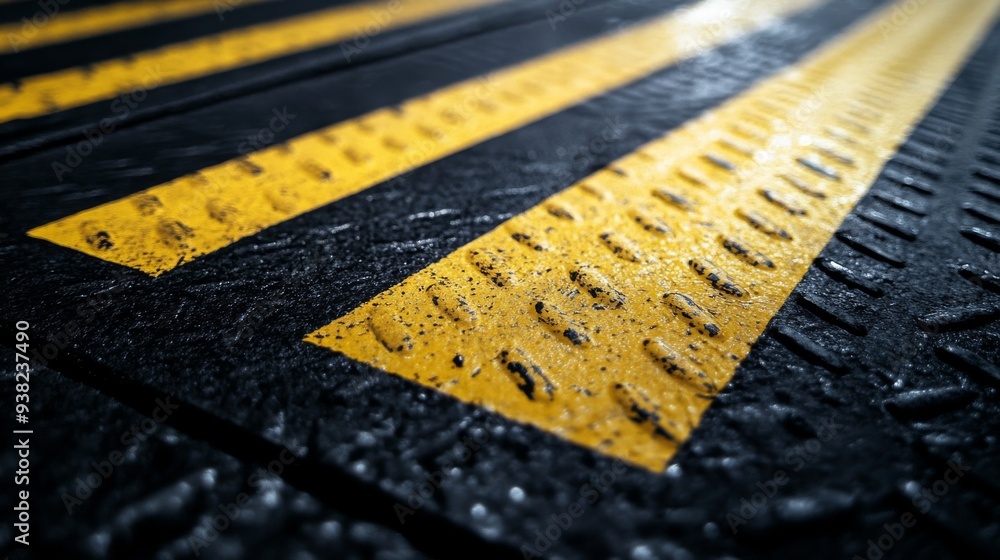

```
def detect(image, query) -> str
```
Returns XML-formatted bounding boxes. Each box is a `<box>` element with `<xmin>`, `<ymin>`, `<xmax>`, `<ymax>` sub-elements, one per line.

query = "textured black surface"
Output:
<box><xmin>680</xmin><ymin>35</ymin><xmax>1000</xmax><ymax>558</ymax></box>
<box><xmin>2</xmin><ymin>0</ymin><xmax>1000</xmax><ymax>558</ymax></box>
<box><xmin>0</xmin><ymin>367</ymin><xmax>425</xmax><ymax>559</ymax></box>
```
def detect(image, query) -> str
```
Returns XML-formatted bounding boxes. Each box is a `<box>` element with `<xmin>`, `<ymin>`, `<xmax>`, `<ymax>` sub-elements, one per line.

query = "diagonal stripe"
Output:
<box><xmin>0</xmin><ymin>0</ymin><xmax>271</xmax><ymax>55</ymax></box>
<box><xmin>28</xmin><ymin>0</ymin><xmax>821</xmax><ymax>276</ymax></box>
<box><xmin>306</xmin><ymin>0</ymin><xmax>1000</xmax><ymax>471</ymax></box>
<box><xmin>0</xmin><ymin>0</ymin><xmax>507</xmax><ymax>123</ymax></box>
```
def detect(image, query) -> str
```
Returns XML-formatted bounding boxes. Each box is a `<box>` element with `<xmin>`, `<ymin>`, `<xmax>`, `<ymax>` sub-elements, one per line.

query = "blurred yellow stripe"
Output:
<box><xmin>28</xmin><ymin>0</ymin><xmax>820</xmax><ymax>276</ymax></box>
<box><xmin>0</xmin><ymin>0</ymin><xmax>270</xmax><ymax>54</ymax></box>
<box><xmin>0</xmin><ymin>0</ymin><xmax>505</xmax><ymax>122</ymax></box>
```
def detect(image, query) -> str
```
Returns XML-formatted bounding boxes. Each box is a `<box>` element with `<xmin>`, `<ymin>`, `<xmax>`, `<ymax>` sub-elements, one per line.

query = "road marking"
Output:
<box><xmin>28</xmin><ymin>0</ymin><xmax>820</xmax><ymax>275</ymax></box>
<box><xmin>306</xmin><ymin>0</ymin><xmax>1000</xmax><ymax>471</ymax></box>
<box><xmin>0</xmin><ymin>0</ymin><xmax>507</xmax><ymax>123</ymax></box>
<box><xmin>0</xmin><ymin>0</ymin><xmax>271</xmax><ymax>54</ymax></box>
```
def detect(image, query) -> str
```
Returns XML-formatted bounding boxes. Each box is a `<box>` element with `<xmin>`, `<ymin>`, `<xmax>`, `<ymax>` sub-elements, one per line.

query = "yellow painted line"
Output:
<box><xmin>0</xmin><ymin>0</ymin><xmax>506</xmax><ymax>123</ymax></box>
<box><xmin>28</xmin><ymin>0</ymin><xmax>820</xmax><ymax>275</ymax></box>
<box><xmin>0</xmin><ymin>0</ymin><xmax>271</xmax><ymax>54</ymax></box>
<box><xmin>307</xmin><ymin>0</ymin><xmax>1000</xmax><ymax>471</ymax></box>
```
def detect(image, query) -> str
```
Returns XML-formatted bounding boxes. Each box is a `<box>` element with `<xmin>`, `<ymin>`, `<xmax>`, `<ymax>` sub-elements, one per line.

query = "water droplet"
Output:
<box><xmin>509</xmin><ymin>487</ymin><xmax>526</xmax><ymax>502</ymax></box>
<box><xmin>631</xmin><ymin>544</ymin><xmax>654</xmax><ymax>560</ymax></box>
<box><xmin>703</xmin><ymin>521</ymin><xmax>720</xmax><ymax>538</ymax></box>
<box><xmin>318</xmin><ymin>520</ymin><xmax>342</xmax><ymax>540</ymax></box>
<box><xmin>356</xmin><ymin>431</ymin><xmax>377</xmax><ymax>447</ymax></box>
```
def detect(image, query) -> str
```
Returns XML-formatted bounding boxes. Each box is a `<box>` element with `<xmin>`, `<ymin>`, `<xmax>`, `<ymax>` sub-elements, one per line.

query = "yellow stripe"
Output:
<box><xmin>306</xmin><ymin>0</ymin><xmax>1000</xmax><ymax>471</ymax></box>
<box><xmin>0</xmin><ymin>0</ymin><xmax>505</xmax><ymax>123</ymax></box>
<box><xmin>0</xmin><ymin>0</ymin><xmax>271</xmax><ymax>55</ymax></box>
<box><xmin>28</xmin><ymin>0</ymin><xmax>820</xmax><ymax>276</ymax></box>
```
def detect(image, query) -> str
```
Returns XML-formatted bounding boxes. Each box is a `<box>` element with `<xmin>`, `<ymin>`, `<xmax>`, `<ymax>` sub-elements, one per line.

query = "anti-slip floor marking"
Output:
<box><xmin>0</xmin><ymin>0</ymin><xmax>272</xmax><ymax>54</ymax></box>
<box><xmin>0</xmin><ymin>0</ymin><xmax>506</xmax><ymax>124</ymax></box>
<box><xmin>27</xmin><ymin>0</ymin><xmax>820</xmax><ymax>276</ymax></box>
<box><xmin>306</xmin><ymin>0</ymin><xmax>1000</xmax><ymax>471</ymax></box>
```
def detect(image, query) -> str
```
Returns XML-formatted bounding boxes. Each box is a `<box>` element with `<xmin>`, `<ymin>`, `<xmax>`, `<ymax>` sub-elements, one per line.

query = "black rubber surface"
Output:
<box><xmin>0</xmin><ymin>366</ymin><xmax>426</xmax><ymax>559</ymax></box>
<box><xmin>2</xmin><ymin>0</ymin><xmax>999</xmax><ymax>558</ymax></box>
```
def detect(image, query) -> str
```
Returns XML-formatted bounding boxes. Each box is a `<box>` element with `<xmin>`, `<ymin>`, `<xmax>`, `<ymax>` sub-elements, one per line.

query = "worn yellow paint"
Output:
<box><xmin>28</xmin><ymin>0</ymin><xmax>820</xmax><ymax>275</ymax></box>
<box><xmin>0</xmin><ymin>0</ymin><xmax>271</xmax><ymax>55</ymax></box>
<box><xmin>307</xmin><ymin>0</ymin><xmax>1000</xmax><ymax>471</ymax></box>
<box><xmin>0</xmin><ymin>0</ymin><xmax>506</xmax><ymax>123</ymax></box>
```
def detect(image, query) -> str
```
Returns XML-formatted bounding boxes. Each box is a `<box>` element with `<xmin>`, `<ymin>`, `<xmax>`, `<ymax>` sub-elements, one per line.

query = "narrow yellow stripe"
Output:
<box><xmin>0</xmin><ymin>0</ymin><xmax>270</xmax><ymax>55</ymax></box>
<box><xmin>306</xmin><ymin>0</ymin><xmax>1000</xmax><ymax>471</ymax></box>
<box><xmin>0</xmin><ymin>0</ymin><xmax>505</xmax><ymax>122</ymax></box>
<box><xmin>28</xmin><ymin>0</ymin><xmax>820</xmax><ymax>276</ymax></box>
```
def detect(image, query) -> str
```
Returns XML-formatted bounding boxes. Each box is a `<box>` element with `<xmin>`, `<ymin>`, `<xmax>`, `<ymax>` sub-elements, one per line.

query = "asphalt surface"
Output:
<box><xmin>1</xmin><ymin>0</ymin><xmax>999</xmax><ymax>558</ymax></box>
